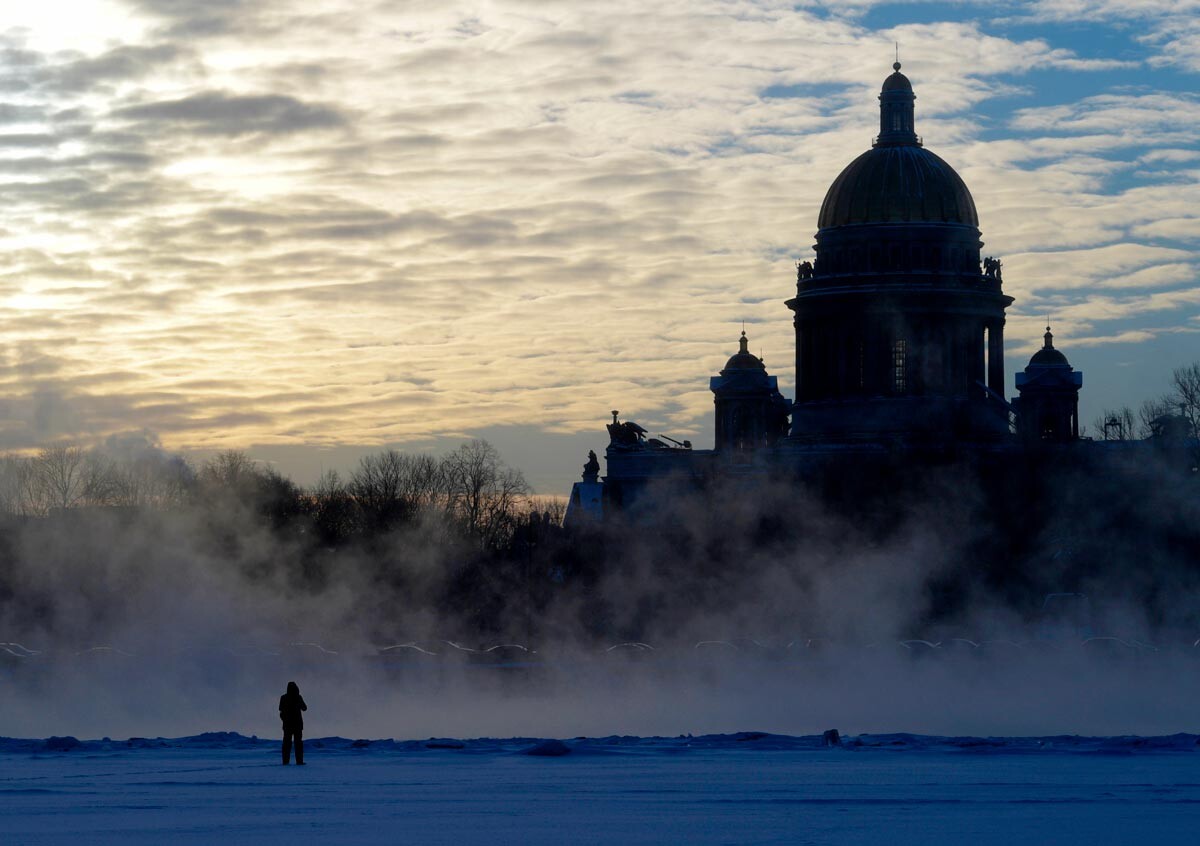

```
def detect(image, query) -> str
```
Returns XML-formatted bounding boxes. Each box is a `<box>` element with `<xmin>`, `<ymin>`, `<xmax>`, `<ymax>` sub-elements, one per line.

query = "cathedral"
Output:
<box><xmin>568</xmin><ymin>63</ymin><xmax>1096</xmax><ymax>523</ymax></box>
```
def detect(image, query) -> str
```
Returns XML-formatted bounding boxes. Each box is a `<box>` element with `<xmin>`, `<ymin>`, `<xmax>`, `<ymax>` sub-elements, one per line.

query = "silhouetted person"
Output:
<box><xmin>279</xmin><ymin>681</ymin><xmax>307</xmax><ymax>765</ymax></box>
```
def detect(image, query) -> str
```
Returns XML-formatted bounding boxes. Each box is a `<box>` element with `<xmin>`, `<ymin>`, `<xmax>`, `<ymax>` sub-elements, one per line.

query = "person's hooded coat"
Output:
<box><xmin>279</xmin><ymin>682</ymin><xmax>307</xmax><ymax>732</ymax></box>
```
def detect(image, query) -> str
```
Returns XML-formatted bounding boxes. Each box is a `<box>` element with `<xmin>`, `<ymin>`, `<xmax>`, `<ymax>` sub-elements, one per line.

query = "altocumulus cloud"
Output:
<box><xmin>0</xmin><ymin>0</ymin><xmax>1194</xmax><ymax>491</ymax></box>
<box><xmin>114</xmin><ymin>91</ymin><xmax>346</xmax><ymax>137</ymax></box>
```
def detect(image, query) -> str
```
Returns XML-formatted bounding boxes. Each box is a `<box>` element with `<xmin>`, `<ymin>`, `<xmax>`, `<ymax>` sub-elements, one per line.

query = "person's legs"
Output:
<box><xmin>282</xmin><ymin>730</ymin><xmax>293</xmax><ymax>764</ymax></box>
<box><xmin>295</xmin><ymin>731</ymin><xmax>304</xmax><ymax>765</ymax></box>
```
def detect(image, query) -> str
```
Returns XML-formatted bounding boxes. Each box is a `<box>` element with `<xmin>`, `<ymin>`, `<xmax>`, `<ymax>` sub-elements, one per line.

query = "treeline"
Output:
<box><xmin>1092</xmin><ymin>362</ymin><xmax>1200</xmax><ymax>449</ymax></box>
<box><xmin>0</xmin><ymin>439</ymin><xmax>570</xmax><ymax>644</ymax></box>
<box><xmin>0</xmin><ymin>439</ymin><xmax>555</xmax><ymax>550</ymax></box>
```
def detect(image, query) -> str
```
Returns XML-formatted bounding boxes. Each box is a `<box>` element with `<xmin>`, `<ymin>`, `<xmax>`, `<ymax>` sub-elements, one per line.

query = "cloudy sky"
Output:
<box><xmin>1</xmin><ymin>0</ymin><xmax>1197</xmax><ymax>491</ymax></box>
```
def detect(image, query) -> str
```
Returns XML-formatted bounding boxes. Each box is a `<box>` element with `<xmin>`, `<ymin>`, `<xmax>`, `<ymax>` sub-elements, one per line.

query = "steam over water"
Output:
<box><xmin>1</xmin><ymin>453</ymin><xmax>1198</xmax><ymax>741</ymax></box>
<box><xmin>5</xmin><ymin>637</ymin><xmax>1200</xmax><ymax>740</ymax></box>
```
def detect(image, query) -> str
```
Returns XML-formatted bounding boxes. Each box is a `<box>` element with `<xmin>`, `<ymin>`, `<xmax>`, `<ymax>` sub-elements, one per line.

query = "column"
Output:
<box><xmin>987</xmin><ymin>319</ymin><xmax>1005</xmax><ymax>398</ymax></box>
<box><xmin>794</xmin><ymin>319</ymin><xmax>804</xmax><ymax>401</ymax></box>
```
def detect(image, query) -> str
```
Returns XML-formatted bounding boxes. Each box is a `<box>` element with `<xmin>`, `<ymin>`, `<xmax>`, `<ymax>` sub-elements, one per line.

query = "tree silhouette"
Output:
<box><xmin>443</xmin><ymin>439</ymin><xmax>530</xmax><ymax>550</ymax></box>
<box><xmin>348</xmin><ymin>450</ymin><xmax>444</xmax><ymax>532</ymax></box>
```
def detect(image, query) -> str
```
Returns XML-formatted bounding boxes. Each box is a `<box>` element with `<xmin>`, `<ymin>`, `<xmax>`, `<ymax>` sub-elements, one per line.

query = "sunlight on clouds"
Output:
<box><xmin>1013</xmin><ymin>94</ymin><xmax>1200</xmax><ymax>134</ymax></box>
<box><xmin>162</xmin><ymin>156</ymin><xmax>311</xmax><ymax>200</ymax></box>
<box><xmin>5</xmin><ymin>291</ymin><xmax>64</xmax><ymax>312</ymax></box>
<box><xmin>1035</xmin><ymin>246</ymin><xmax>1185</xmax><ymax>281</ymax></box>
<box><xmin>1132</xmin><ymin>219</ymin><xmax>1200</xmax><ymax>243</ymax></box>
<box><xmin>1068</xmin><ymin>329</ymin><xmax>1156</xmax><ymax>347</ymax></box>
<box><xmin>5</xmin><ymin>1</ymin><xmax>146</xmax><ymax>53</ymax></box>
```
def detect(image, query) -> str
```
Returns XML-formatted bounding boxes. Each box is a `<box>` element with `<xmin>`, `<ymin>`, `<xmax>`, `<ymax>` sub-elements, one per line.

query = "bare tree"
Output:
<box><xmin>33</xmin><ymin>446</ymin><xmax>94</xmax><ymax>511</ymax></box>
<box><xmin>443</xmin><ymin>439</ymin><xmax>530</xmax><ymax>550</ymax></box>
<box><xmin>199</xmin><ymin>450</ymin><xmax>260</xmax><ymax>492</ymax></box>
<box><xmin>1138</xmin><ymin>396</ymin><xmax>1176</xmax><ymax>437</ymax></box>
<box><xmin>349</xmin><ymin>450</ymin><xmax>445</xmax><ymax>531</ymax></box>
<box><xmin>309</xmin><ymin>469</ymin><xmax>358</xmax><ymax>543</ymax></box>
<box><xmin>196</xmin><ymin>450</ymin><xmax>302</xmax><ymax>527</ymax></box>
<box><xmin>526</xmin><ymin>496</ymin><xmax>566</xmax><ymax>527</ymax></box>
<box><xmin>1170</xmin><ymin>362</ymin><xmax>1200</xmax><ymax>437</ymax></box>
<box><xmin>1166</xmin><ymin>362</ymin><xmax>1200</xmax><ymax>467</ymax></box>
<box><xmin>111</xmin><ymin>453</ymin><xmax>194</xmax><ymax>509</ymax></box>
<box><xmin>0</xmin><ymin>455</ymin><xmax>39</xmax><ymax>517</ymax></box>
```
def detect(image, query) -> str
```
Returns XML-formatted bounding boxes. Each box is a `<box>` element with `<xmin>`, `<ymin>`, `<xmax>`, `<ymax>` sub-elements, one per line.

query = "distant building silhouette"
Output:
<box><xmin>566</xmin><ymin>64</ymin><xmax>1187</xmax><ymax>526</ymax></box>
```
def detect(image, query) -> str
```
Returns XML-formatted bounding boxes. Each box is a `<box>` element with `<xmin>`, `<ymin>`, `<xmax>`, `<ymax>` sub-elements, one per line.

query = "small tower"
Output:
<box><xmin>877</xmin><ymin>61</ymin><xmax>918</xmax><ymax>146</ymax></box>
<box><xmin>710</xmin><ymin>331</ymin><xmax>789</xmax><ymax>455</ymax></box>
<box><xmin>1014</xmin><ymin>326</ymin><xmax>1083</xmax><ymax>443</ymax></box>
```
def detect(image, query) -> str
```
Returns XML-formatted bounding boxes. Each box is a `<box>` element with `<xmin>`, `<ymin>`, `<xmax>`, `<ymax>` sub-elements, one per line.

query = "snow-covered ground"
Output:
<box><xmin>3</xmin><ymin>731</ymin><xmax>1199</xmax><ymax>845</ymax></box>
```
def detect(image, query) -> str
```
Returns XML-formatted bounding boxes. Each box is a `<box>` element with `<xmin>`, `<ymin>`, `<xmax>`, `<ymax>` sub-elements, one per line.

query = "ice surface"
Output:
<box><xmin>2</xmin><ymin>731</ymin><xmax>1199</xmax><ymax>845</ymax></box>
<box><xmin>6</xmin><ymin>636</ymin><xmax>1200</xmax><ymax>841</ymax></box>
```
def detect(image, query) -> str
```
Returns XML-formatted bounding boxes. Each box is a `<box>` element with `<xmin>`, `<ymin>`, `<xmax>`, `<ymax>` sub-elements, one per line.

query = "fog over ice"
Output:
<box><xmin>1</xmin><ymin>439</ymin><xmax>1198</xmax><ymax>741</ymax></box>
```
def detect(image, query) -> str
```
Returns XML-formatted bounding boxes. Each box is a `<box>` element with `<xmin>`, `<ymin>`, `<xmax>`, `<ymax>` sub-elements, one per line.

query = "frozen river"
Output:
<box><xmin>3</xmin><ymin>732</ymin><xmax>1198</xmax><ymax>845</ymax></box>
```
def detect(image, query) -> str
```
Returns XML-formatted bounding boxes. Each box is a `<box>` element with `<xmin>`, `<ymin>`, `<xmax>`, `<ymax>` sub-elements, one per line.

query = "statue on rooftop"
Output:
<box><xmin>582</xmin><ymin>449</ymin><xmax>600</xmax><ymax>482</ymax></box>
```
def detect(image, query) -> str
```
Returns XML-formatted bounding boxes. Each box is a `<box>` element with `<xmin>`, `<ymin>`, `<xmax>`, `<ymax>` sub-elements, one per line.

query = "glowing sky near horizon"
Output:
<box><xmin>0</xmin><ymin>0</ymin><xmax>1197</xmax><ymax>491</ymax></box>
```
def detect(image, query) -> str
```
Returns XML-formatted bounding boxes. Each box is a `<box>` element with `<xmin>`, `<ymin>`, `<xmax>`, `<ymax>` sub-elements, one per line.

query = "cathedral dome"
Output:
<box><xmin>723</xmin><ymin>331</ymin><xmax>765</xmax><ymax>371</ymax></box>
<box><xmin>1027</xmin><ymin>327</ymin><xmax>1070</xmax><ymax>367</ymax></box>
<box><xmin>816</xmin><ymin>62</ymin><xmax>978</xmax><ymax>230</ymax></box>
<box><xmin>1029</xmin><ymin>348</ymin><xmax>1068</xmax><ymax>367</ymax></box>
<box><xmin>817</xmin><ymin>145</ymin><xmax>979</xmax><ymax>229</ymax></box>
<box><xmin>880</xmin><ymin>63</ymin><xmax>913</xmax><ymax>92</ymax></box>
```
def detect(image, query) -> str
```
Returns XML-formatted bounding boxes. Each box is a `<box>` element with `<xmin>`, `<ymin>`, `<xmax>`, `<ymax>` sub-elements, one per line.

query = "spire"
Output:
<box><xmin>876</xmin><ymin>61</ymin><xmax>919</xmax><ymax>147</ymax></box>
<box><xmin>738</xmin><ymin>330</ymin><xmax>749</xmax><ymax>354</ymax></box>
<box><xmin>1043</xmin><ymin>325</ymin><xmax>1054</xmax><ymax>350</ymax></box>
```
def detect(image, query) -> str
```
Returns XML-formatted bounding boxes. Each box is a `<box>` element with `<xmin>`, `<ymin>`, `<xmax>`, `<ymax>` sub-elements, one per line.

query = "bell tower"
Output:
<box><xmin>1014</xmin><ymin>326</ymin><xmax>1083</xmax><ymax>443</ymax></box>
<box><xmin>710</xmin><ymin>331</ymin><xmax>790</xmax><ymax>455</ymax></box>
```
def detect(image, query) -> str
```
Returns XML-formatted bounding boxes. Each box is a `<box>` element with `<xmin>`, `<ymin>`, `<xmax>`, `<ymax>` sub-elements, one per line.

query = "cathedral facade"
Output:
<box><xmin>567</xmin><ymin>64</ymin><xmax>1094</xmax><ymax>523</ymax></box>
